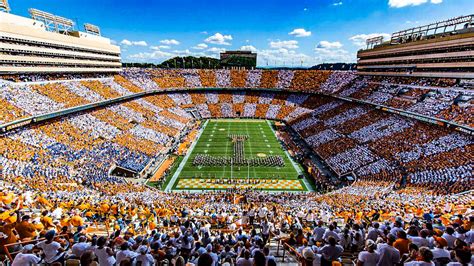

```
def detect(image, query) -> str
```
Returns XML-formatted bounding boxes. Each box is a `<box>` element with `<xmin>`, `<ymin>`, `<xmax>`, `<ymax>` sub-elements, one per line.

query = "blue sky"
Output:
<box><xmin>9</xmin><ymin>0</ymin><xmax>473</xmax><ymax>66</ymax></box>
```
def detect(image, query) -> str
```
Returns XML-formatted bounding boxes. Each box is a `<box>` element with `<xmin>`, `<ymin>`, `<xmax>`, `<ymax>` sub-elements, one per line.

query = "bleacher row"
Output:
<box><xmin>2</xmin><ymin>69</ymin><xmax>472</xmax><ymax>129</ymax></box>
<box><xmin>0</xmin><ymin>79</ymin><xmax>192</xmax><ymax>193</ymax></box>
<box><xmin>119</xmin><ymin>69</ymin><xmax>473</xmax><ymax>128</ymax></box>
<box><xmin>0</xmin><ymin>73</ymin><xmax>472</xmax><ymax>195</ymax></box>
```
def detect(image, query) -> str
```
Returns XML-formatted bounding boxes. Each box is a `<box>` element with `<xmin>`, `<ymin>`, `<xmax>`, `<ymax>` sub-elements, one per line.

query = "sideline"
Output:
<box><xmin>266</xmin><ymin>120</ymin><xmax>314</xmax><ymax>192</ymax></box>
<box><xmin>165</xmin><ymin>120</ymin><xmax>209</xmax><ymax>191</ymax></box>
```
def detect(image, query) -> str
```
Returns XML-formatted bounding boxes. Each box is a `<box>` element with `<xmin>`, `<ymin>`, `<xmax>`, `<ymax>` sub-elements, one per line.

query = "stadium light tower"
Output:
<box><xmin>366</xmin><ymin>36</ymin><xmax>384</xmax><ymax>49</ymax></box>
<box><xmin>29</xmin><ymin>8</ymin><xmax>75</xmax><ymax>34</ymax></box>
<box><xmin>0</xmin><ymin>0</ymin><xmax>10</xmax><ymax>12</ymax></box>
<box><xmin>84</xmin><ymin>23</ymin><xmax>101</xmax><ymax>36</ymax></box>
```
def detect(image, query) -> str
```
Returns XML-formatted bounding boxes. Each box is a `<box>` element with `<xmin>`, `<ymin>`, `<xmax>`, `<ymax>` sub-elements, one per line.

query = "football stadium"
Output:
<box><xmin>0</xmin><ymin>0</ymin><xmax>473</xmax><ymax>265</ymax></box>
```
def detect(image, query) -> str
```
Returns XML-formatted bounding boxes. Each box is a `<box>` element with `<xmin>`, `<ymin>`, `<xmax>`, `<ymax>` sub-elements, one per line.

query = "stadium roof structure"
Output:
<box><xmin>29</xmin><ymin>8</ymin><xmax>75</xmax><ymax>34</ymax></box>
<box><xmin>390</xmin><ymin>14</ymin><xmax>473</xmax><ymax>44</ymax></box>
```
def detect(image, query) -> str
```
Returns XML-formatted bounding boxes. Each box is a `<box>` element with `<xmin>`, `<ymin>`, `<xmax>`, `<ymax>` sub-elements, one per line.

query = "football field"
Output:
<box><xmin>168</xmin><ymin>119</ymin><xmax>308</xmax><ymax>191</ymax></box>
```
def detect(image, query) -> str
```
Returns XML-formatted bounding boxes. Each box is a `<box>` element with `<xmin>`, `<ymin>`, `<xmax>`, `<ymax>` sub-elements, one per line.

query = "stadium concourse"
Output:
<box><xmin>0</xmin><ymin>69</ymin><xmax>473</xmax><ymax>266</ymax></box>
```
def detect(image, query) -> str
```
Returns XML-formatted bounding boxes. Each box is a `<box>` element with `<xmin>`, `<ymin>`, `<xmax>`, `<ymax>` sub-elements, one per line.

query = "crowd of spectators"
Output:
<box><xmin>4</xmin><ymin>69</ymin><xmax>471</xmax><ymax>130</ymax></box>
<box><xmin>0</xmin><ymin>178</ymin><xmax>472</xmax><ymax>266</ymax></box>
<box><xmin>4</xmin><ymin>78</ymin><xmax>469</xmax><ymax>193</ymax></box>
<box><xmin>0</xmin><ymin>70</ymin><xmax>473</xmax><ymax>266</ymax></box>
<box><xmin>287</xmin><ymin>95</ymin><xmax>472</xmax><ymax>191</ymax></box>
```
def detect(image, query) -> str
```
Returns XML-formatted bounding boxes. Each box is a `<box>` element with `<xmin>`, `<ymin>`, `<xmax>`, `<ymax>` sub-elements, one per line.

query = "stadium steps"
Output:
<box><xmin>267</xmin><ymin>240</ymin><xmax>299</xmax><ymax>266</ymax></box>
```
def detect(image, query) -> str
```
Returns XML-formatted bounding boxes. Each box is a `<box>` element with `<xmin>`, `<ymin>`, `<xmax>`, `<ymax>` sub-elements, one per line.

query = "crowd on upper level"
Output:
<box><xmin>3</xmin><ymin>69</ymin><xmax>472</xmax><ymax>129</ymax></box>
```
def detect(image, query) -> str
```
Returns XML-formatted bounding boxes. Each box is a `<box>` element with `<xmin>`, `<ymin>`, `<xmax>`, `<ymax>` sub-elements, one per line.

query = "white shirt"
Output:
<box><xmin>208</xmin><ymin>251</ymin><xmax>219</xmax><ymax>266</ymax></box>
<box><xmin>367</xmin><ymin>228</ymin><xmax>383</xmax><ymax>241</ymax></box>
<box><xmin>136</xmin><ymin>253</ymin><xmax>155</xmax><ymax>266</ymax></box>
<box><xmin>441</xmin><ymin>233</ymin><xmax>456</xmax><ymax>248</ymax></box>
<box><xmin>313</xmin><ymin>227</ymin><xmax>326</xmax><ymax>241</ymax></box>
<box><xmin>236</xmin><ymin>257</ymin><xmax>253</xmax><ymax>266</ymax></box>
<box><xmin>94</xmin><ymin>247</ymin><xmax>116</xmax><ymax>266</ymax></box>
<box><xmin>408</xmin><ymin>236</ymin><xmax>430</xmax><ymax>248</ymax></box>
<box><xmin>72</xmin><ymin>242</ymin><xmax>91</xmax><ymax>257</ymax></box>
<box><xmin>37</xmin><ymin>241</ymin><xmax>62</xmax><ymax>263</ymax></box>
<box><xmin>431</xmin><ymin>247</ymin><xmax>450</xmax><ymax>259</ymax></box>
<box><xmin>323</xmin><ymin>230</ymin><xmax>340</xmax><ymax>242</ymax></box>
<box><xmin>464</xmin><ymin>229</ymin><xmax>474</xmax><ymax>244</ymax></box>
<box><xmin>404</xmin><ymin>262</ymin><xmax>435</xmax><ymax>266</ymax></box>
<box><xmin>116</xmin><ymin>249</ymin><xmax>138</xmax><ymax>265</ymax></box>
<box><xmin>358</xmin><ymin>251</ymin><xmax>380</xmax><ymax>266</ymax></box>
<box><xmin>376</xmin><ymin>243</ymin><xmax>400</xmax><ymax>266</ymax></box>
<box><xmin>12</xmin><ymin>253</ymin><xmax>41</xmax><ymax>266</ymax></box>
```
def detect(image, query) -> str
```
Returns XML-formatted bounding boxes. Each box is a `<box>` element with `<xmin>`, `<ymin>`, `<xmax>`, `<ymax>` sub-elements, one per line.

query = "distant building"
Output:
<box><xmin>357</xmin><ymin>14</ymin><xmax>474</xmax><ymax>79</ymax></box>
<box><xmin>220</xmin><ymin>51</ymin><xmax>257</xmax><ymax>69</ymax></box>
<box><xmin>0</xmin><ymin>8</ymin><xmax>121</xmax><ymax>74</ymax></box>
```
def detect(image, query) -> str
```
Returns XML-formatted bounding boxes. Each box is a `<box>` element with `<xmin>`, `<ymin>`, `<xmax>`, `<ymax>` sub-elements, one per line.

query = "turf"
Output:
<box><xmin>171</xmin><ymin>119</ymin><xmax>305</xmax><ymax>191</ymax></box>
<box><xmin>148</xmin><ymin>155</ymin><xmax>183</xmax><ymax>189</ymax></box>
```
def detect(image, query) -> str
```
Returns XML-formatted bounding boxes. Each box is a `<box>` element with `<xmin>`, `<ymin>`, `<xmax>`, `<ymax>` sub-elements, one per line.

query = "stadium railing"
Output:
<box><xmin>3</xmin><ymin>234</ymin><xmax>69</xmax><ymax>262</ymax></box>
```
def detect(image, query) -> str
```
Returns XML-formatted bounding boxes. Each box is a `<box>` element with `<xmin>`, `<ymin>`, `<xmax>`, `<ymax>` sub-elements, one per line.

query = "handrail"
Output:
<box><xmin>0</xmin><ymin>87</ymin><xmax>472</xmax><ymax>135</ymax></box>
<box><xmin>282</xmin><ymin>242</ymin><xmax>304</xmax><ymax>263</ymax></box>
<box><xmin>3</xmin><ymin>233</ymin><xmax>68</xmax><ymax>262</ymax></box>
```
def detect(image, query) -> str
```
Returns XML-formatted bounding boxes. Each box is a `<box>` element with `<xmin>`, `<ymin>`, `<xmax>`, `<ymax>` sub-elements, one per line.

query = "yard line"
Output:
<box><xmin>222</xmin><ymin>121</ymin><xmax>231</xmax><ymax>178</ymax></box>
<box><xmin>246</xmin><ymin>120</ymin><xmax>257</xmax><ymax>179</ymax></box>
<box><xmin>166</xmin><ymin>119</ymin><xmax>209</xmax><ymax>192</ymax></box>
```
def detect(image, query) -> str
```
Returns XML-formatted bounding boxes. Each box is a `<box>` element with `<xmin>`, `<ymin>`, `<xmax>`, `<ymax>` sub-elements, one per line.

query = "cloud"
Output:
<box><xmin>171</xmin><ymin>49</ymin><xmax>193</xmax><ymax>56</ymax></box>
<box><xmin>120</xmin><ymin>39</ymin><xmax>148</xmax><ymax>46</ymax></box>
<box><xmin>314</xmin><ymin>48</ymin><xmax>353</xmax><ymax>63</ymax></box>
<box><xmin>151</xmin><ymin>45</ymin><xmax>171</xmax><ymax>50</ymax></box>
<box><xmin>240</xmin><ymin>45</ymin><xmax>257</xmax><ymax>52</ymax></box>
<box><xmin>314</xmin><ymin>40</ymin><xmax>353</xmax><ymax>63</ymax></box>
<box><xmin>204</xmin><ymin>33</ymin><xmax>233</xmax><ymax>45</ymax></box>
<box><xmin>207</xmin><ymin>47</ymin><xmax>226</xmax><ymax>55</ymax></box>
<box><xmin>128</xmin><ymin>49</ymin><xmax>208</xmax><ymax>62</ymax></box>
<box><xmin>332</xmin><ymin>1</ymin><xmax>343</xmax><ymax>6</ymax></box>
<box><xmin>258</xmin><ymin>48</ymin><xmax>312</xmax><ymax>66</ymax></box>
<box><xmin>192</xmin><ymin>43</ymin><xmax>208</xmax><ymax>50</ymax></box>
<box><xmin>349</xmin><ymin>33</ymin><xmax>390</xmax><ymax>48</ymax></box>
<box><xmin>269</xmin><ymin>40</ymin><xmax>298</xmax><ymax>49</ymax></box>
<box><xmin>388</xmin><ymin>0</ymin><xmax>442</xmax><ymax>8</ymax></box>
<box><xmin>316</xmin><ymin>41</ymin><xmax>343</xmax><ymax>49</ymax></box>
<box><xmin>129</xmin><ymin>50</ymin><xmax>173</xmax><ymax>60</ymax></box>
<box><xmin>160</xmin><ymin>39</ymin><xmax>180</xmax><ymax>45</ymax></box>
<box><xmin>289</xmin><ymin>28</ymin><xmax>312</xmax><ymax>38</ymax></box>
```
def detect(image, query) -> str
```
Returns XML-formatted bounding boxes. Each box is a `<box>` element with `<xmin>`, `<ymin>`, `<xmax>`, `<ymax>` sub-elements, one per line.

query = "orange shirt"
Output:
<box><xmin>15</xmin><ymin>221</ymin><xmax>37</xmax><ymax>239</ymax></box>
<box><xmin>394</xmin><ymin>238</ymin><xmax>411</xmax><ymax>255</ymax></box>
<box><xmin>100</xmin><ymin>203</ymin><xmax>110</xmax><ymax>213</ymax></box>
<box><xmin>0</xmin><ymin>222</ymin><xmax>18</xmax><ymax>247</ymax></box>
<box><xmin>71</xmin><ymin>215</ymin><xmax>84</xmax><ymax>227</ymax></box>
<box><xmin>40</xmin><ymin>216</ymin><xmax>54</xmax><ymax>230</ymax></box>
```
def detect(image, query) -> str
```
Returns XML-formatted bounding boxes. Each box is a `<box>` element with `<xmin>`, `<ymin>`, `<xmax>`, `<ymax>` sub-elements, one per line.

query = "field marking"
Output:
<box><xmin>175</xmin><ymin>119</ymin><xmax>304</xmax><ymax>191</ymax></box>
<box><xmin>175</xmin><ymin>178</ymin><xmax>305</xmax><ymax>191</ymax></box>
<box><xmin>246</xmin><ymin>121</ymin><xmax>257</xmax><ymax>178</ymax></box>
<box><xmin>165</xmin><ymin>120</ymin><xmax>208</xmax><ymax>192</ymax></box>
<box><xmin>266</xmin><ymin>120</ymin><xmax>312</xmax><ymax>192</ymax></box>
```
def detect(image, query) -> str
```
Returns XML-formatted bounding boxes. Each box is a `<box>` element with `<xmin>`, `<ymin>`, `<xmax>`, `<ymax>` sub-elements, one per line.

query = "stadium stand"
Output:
<box><xmin>0</xmin><ymin>14</ymin><xmax>473</xmax><ymax>264</ymax></box>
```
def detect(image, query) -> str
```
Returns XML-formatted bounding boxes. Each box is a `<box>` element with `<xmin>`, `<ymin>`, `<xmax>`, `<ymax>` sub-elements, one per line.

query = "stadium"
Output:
<box><xmin>0</xmin><ymin>0</ymin><xmax>473</xmax><ymax>265</ymax></box>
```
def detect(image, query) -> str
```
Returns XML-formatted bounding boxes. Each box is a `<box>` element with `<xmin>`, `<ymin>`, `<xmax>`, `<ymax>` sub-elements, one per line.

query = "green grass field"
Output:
<box><xmin>167</xmin><ymin>119</ymin><xmax>308</xmax><ymax>191</ymax></box>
